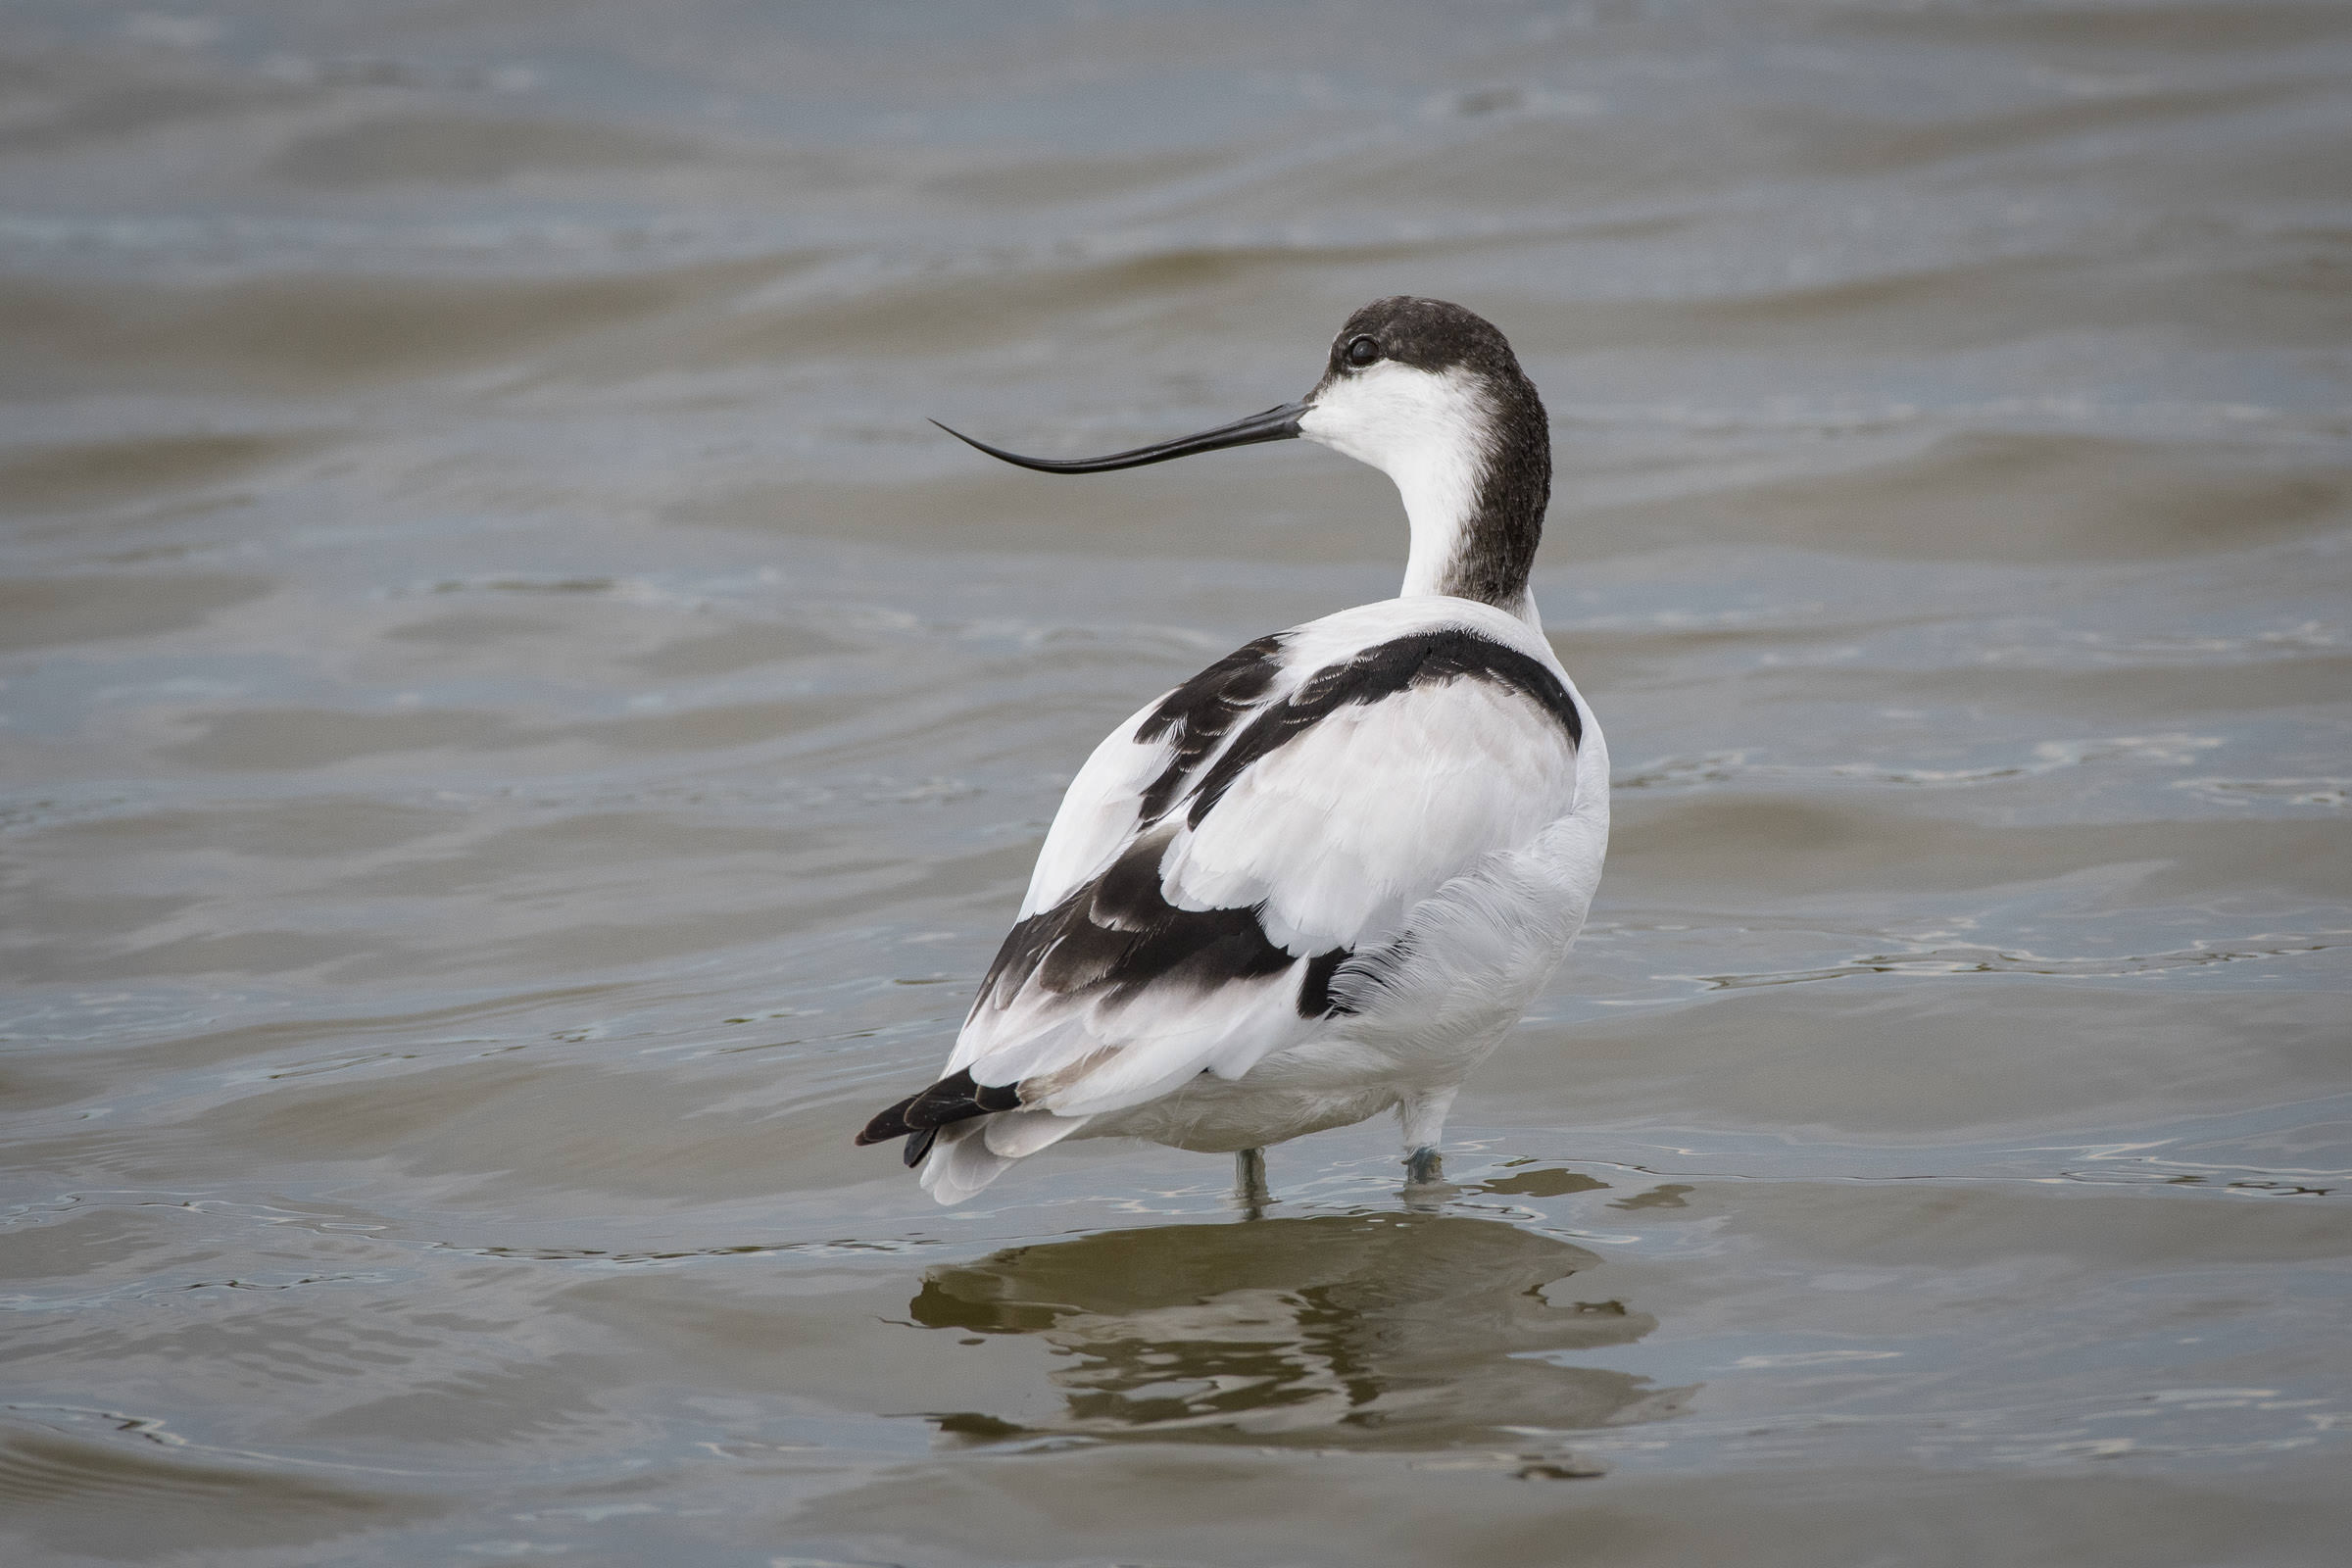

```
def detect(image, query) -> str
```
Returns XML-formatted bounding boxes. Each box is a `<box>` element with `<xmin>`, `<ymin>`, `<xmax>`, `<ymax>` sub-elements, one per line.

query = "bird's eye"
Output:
<box><xmin>1345</xmin><ymin>335</ymin><xmax>1381</xmax><ymax>368</ymax></box>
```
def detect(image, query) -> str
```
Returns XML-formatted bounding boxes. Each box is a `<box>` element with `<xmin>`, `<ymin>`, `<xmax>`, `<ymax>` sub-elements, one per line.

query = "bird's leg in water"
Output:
<box><xmin>1398</xmin><ymin>1085</ymin><xmax>1457</xmax><ymax>1187</ymax></box>
<box><xmin>1234</xmin><ymin>1147</ymin><xmax>1270</xmax><ymax>1211</ymax></box>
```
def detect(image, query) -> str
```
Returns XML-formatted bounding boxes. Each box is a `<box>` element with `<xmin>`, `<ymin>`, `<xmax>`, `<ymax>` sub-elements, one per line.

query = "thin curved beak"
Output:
<box><xmin>931</xmin><ymin>401</ymin><xmax>1307</xmax><ymax>474</ymax></box>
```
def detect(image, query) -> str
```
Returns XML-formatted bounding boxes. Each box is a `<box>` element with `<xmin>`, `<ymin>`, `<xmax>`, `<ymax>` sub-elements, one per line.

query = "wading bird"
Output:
<box><xmin>856</xmin><ymin>297</ymin><xmax>1607</xmax><ymax>1204</ymax></box>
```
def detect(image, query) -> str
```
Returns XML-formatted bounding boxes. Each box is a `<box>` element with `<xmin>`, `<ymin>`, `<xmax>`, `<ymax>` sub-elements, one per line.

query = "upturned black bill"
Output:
<box><xmin>932</xmin><ymin>401</ymin><xmax>1307</xmax><ymax>473</ymax></box>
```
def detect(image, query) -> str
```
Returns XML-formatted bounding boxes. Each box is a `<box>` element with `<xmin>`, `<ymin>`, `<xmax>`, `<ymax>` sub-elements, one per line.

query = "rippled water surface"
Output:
<box><xmin>4</xmin><ymin>3</ymin><xmax>2350</xmax><ymax>1563</ymax></box>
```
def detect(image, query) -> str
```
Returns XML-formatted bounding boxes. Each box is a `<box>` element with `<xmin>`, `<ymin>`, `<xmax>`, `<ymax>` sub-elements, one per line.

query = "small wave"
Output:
<box><xmin>1688</xmin><ymin>934</ymin><xmax>2348</xmax><ymax>990</ymax></box>
<box><xmin>1617</xmin><ymin>733</ymin><xmax>2223</xmax><ymax>793</ymax></box>
<box><xmin>2175</xmin><ymin>776</ymin><xmax>2350</xmax><ymax>808</ymax></box>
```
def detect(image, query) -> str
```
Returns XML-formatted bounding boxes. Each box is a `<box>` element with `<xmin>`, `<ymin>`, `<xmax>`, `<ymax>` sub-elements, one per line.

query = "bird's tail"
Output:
<box><xmin>914</xmin><ymin>1110</ymin><xmax>1090</xmax><ymax>1205</ymax></box>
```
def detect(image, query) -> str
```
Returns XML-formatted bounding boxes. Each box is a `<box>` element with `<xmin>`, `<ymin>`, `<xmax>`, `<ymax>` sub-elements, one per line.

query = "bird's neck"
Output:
<box><xmin>1396</xmin><ymin>385</ymin><xmax>1549</xmax><ymax>631</ymax></box>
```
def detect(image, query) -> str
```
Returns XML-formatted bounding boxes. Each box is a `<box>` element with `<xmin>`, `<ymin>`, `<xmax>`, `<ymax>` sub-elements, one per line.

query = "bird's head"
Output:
<box><xmin>935</xmin><ymin>296</ymin><xmax>1550</xmax><ymax>610</ymax></box>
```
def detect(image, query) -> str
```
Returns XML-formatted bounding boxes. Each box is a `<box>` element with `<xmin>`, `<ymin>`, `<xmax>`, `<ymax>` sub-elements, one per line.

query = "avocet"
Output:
<box><xmin>857</xmin><ymin>297</ymin><xmax>1606</xmax><ymax>1204</ymax></box>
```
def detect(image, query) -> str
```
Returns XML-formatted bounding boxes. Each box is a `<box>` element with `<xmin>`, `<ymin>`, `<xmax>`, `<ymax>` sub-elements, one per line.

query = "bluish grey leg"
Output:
<box><xmin>1398</xmin><ymin>1087</ymin><xmax>1458</xmax><ymax>1189</ymax></box>
<box><xmin>1234</xmin><ymin>1147</ymin><xmax>1270</xmax><ymax>1212</ymax></box>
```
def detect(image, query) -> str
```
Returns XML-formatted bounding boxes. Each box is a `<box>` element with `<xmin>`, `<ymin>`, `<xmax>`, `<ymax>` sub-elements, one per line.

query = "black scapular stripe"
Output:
<box><xmin>1188</xmin><ymin>628</ymin><xmax>1580</xmax><ymax>829</ymax></box>
<box><xmin>1132</xmin><ymin>632</ymin><xmax>1286</xmax><ymax>822</ymax></box>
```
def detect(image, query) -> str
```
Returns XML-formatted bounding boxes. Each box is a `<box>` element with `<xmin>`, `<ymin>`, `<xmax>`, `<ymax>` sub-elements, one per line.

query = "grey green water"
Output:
<box><xmin>3</xmin><ymin>3</ymin><xmax>2349</xmax><ymax>1563</ymax></box>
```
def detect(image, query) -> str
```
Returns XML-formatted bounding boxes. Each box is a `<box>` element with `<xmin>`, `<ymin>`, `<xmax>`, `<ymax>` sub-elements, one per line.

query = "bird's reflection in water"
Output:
<box><xmin>909</xmin><ymin>1210</ymin><xmax>1690</xmax><ymax>1460</ymax></box>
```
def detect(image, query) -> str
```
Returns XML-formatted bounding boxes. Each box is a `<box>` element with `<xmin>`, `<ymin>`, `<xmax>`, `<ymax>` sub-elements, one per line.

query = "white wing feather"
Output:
<box><xmin>1158</xmin><ymin>679</ymin><xmax>1575</xmax><ymax>954</ymax></box>
<box><xmin>1015</xmin><ymin>695</ymin><xmax>1176</xmax><ymax>919</ymax></box>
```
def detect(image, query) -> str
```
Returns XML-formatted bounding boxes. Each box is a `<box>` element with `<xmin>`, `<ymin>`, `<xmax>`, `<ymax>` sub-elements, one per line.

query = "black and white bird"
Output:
<box><xmin>856</xmin><ymin>297</ymin><xmax>1608</xmax><ymax>1204</ymax></box>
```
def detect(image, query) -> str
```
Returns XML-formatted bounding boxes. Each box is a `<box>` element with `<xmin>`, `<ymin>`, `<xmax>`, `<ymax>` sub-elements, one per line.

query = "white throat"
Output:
<box><xmin>1298</xmin><ymin>363</ymin><xmax>1539</xmax><ymax>629</ymax></box>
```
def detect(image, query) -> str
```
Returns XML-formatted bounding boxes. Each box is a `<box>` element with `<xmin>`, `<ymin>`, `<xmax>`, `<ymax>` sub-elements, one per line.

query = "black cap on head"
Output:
<box><xmin>1319</xmin><ymin>296</ymin><xmax>1529</xmax><ymax>384</ymax></box>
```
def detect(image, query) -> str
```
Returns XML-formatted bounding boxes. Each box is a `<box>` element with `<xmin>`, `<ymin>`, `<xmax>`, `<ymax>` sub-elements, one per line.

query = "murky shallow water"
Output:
<box><xmin>3</xmin><ymin>2</ymin><xmax>2349</xmax><ymax>1563</ymax></box>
